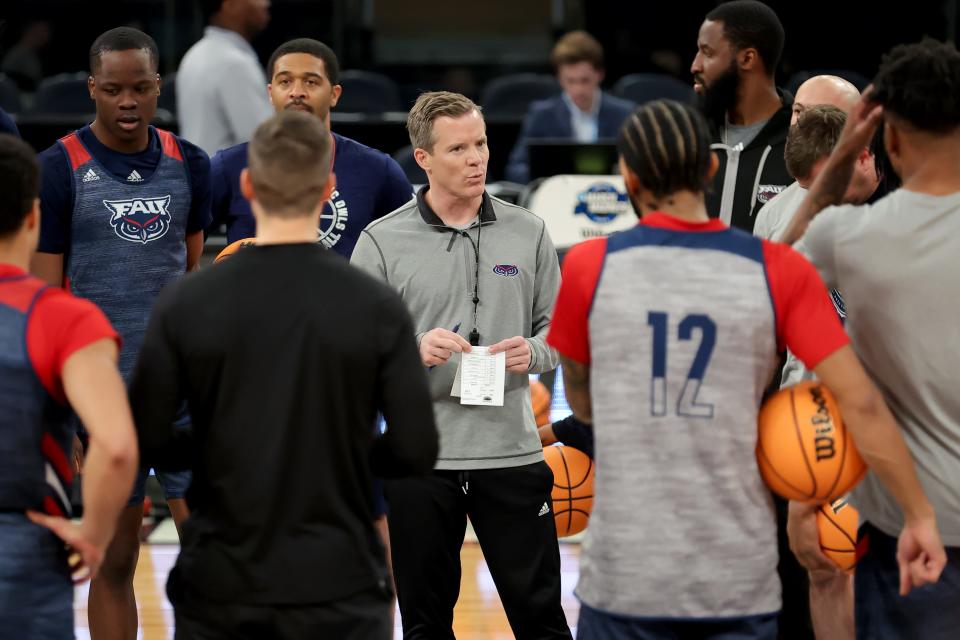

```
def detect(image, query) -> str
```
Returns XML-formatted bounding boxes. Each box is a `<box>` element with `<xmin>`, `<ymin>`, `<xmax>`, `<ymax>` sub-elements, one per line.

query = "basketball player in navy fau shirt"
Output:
<box><xmin>210</xmin><ymin>38</ymin><xmax>413</xmax><ymax>257</ymax></box>
<box><xmin>0</xmin><ymin>133</ymin><xmax>138</xmax><ymax>640</ymax></box>
<box><xmin>30</xmin><ymin>28</ymin><xmax>210</xmax><ymax>639</ymax></box>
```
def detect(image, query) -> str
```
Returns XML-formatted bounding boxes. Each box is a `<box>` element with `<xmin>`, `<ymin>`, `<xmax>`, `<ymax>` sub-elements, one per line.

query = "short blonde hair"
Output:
<box><xmin>406</xmin><ymin>91</ymin><xmax>482</xmax><ymax>152</ymax></box>
<box><xmin>248</xmin><ymin>111</ymin><xmax>332</xmax><ymax>218</ymax></box>
<box><xmin>784</xmin><ymin>105</ymin><xmax>846</xmax><ymax>182</ymax></box>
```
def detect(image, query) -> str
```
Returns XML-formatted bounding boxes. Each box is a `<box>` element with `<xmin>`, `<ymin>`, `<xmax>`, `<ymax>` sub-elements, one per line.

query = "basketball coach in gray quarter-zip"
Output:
<box><xmin>351</xmin><ymin>91</ymin><xmax>570</xmax><ymax>639</ymax></box>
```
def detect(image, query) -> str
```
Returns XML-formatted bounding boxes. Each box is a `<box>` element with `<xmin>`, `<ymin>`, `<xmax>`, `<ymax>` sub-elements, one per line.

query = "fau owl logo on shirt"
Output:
<box><xmin>103</xmin><ymin>196</ymin><xmax>173</xmax><ymax>244</ymax></box>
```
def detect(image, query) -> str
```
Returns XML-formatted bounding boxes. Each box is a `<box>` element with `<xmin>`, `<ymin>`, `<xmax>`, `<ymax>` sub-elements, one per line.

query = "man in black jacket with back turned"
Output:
<box><xmin>129</xmin><ymin>111</ymin><xmax>438</xmax><ymax>640</ymax></box>
<box><xmin>691</xmin><ymin>0</ymin><xmax>793</xmax><ymax>232</ymax></box>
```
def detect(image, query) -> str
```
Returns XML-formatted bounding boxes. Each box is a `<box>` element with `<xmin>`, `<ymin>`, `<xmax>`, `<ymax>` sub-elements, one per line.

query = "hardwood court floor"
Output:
<box><xmin>73</xmin><ymin>542</ymin><xmax>582</xmax><ymax>639</ymax></box>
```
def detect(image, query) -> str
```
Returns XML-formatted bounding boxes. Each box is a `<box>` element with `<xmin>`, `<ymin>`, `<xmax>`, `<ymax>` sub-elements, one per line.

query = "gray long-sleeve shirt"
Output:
<box><xmin>176</xmin><ymin>27</ymin><xmax>273</xmax><ymax>155</ymax></box>
<box><xmin>351</xmin><ymin>187</ymin><xmax>561</xmax><ymax>470</ymax></box>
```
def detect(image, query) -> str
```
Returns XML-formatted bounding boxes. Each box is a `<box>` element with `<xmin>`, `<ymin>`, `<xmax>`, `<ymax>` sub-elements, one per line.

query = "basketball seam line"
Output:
<box><xmin>558</xmin><ymin>448</ymin><xmax>574</xmax><ymax>534</ymax></box>
<box><xmin>757</xmin><ymin>443</ymin><xmax>808</xmax><ymax>496</ymax></box>
<box><xmin>823</xmin><ymin>405</ymin><xmax>848</xmax><ymax>501</ymax></box>
<box><xmin>792</xmin><ymin>386</ymin><xmax>818</xmax><ymax>498</ymax></box>
<box><xmin>820</xmin><ymin>508</ymin><xmax>857</xmax><ymax>548</ymax></box>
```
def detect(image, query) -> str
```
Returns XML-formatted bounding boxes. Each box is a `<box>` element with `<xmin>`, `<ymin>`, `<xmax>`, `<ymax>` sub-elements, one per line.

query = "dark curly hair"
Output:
<box><xmin>871</xmin><ymin>38</ymin><xmax>960</xmax><ymax>133</ymax></box>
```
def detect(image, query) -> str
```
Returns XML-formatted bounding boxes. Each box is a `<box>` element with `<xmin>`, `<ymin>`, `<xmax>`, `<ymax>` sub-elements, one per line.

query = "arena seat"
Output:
<box><xmin>159</xmin><ymin>72</ymin><xmax>177</xmax><ymax>115</ymax></box>
<box><xmin>479</xmin><ymin>73</ymin><xmax>558</xmax><ymax>117</ymax></box>
<box><xmin>391</xmin><ymin>145</ymin><xmax>427</xmax><ymax>186</ymax></box>
<box><xmin>0</xmin><ymin>74</ymin><xmax>22</xmax><ymax>114</ymax></box>
<box><xmin>31</xmin><ymin>72</ymin><xmax>93</xmax><ymax>115</ymax></box>
<box><xmin>613</xmin><ymin>73</ymin><xmax>695</xmax><ymax>106</ymax></box>
<box><xmin>337</xmin><ymin>70</ymin><xmax>403</xmax><ymax>114</ymax></box>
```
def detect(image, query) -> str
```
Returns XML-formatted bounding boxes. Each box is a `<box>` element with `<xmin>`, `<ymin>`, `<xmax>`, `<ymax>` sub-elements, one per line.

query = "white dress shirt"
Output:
<box><xmin>562</xmin><ymin>90</ymin><xmax>601</xmax><ymax>143</ymax></box>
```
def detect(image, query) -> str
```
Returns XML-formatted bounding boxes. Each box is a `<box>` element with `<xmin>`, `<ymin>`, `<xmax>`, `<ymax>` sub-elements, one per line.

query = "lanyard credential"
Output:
<box><xmin>467</xmin><ymin>221</ymin><xmax>482</xmax><ymax>346</ymax></box>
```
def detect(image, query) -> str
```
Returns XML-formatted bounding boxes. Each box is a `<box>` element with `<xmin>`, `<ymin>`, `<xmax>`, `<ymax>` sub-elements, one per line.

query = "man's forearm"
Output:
<box><xmin>816</xmin><ymin>348</ymin><xmax>936</xmax><ymax>523</ymax></box>
<box><xmin>186</xmin><ymin>231</ymin><xmax>204</xmax><ymax>271</ymax></box>
<box><xmin>559</xmin><ymin>355</ymin><xmax>591</xmax><ymax>423</ymax></box>
<box><xmin>809</xmin><ymin>571</ymin><xmax>854</xmax><ymax>640</ymax></box>
<box><xmin>842</xmin><ymin>387</ymin><xmax>934</xmax><ymax>523</ymax></box>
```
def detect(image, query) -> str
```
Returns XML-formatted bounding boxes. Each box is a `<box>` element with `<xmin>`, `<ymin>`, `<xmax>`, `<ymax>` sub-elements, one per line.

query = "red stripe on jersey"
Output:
<box><xmin>42</xmin><ymin>495</ymin><xmax>65</xmax><ymax>517</ymax></box>
<box><xmin>59</xmin><ymin>132</ymin><xmax>92</xmax><ymax>170</ymax></box>
<box><xmin>547</xmin><ymin>238</ymin><xmax>608</xmax><ymax>364</ymax></box>
<box><xmin>761</xmin><ymin>240</ymin><xmax>849</xmax><ymax>370</ymax></box>
<box><xmin>41</xmin><ymin>432</ymin><xmax>73</xmax><ymax>484</ymax></box>
<box><xmin>27</xmin><ymin>286</ymin><xmax>120</xmax><ymax>403</ymax></box>
<box><xmin>0</xmin><ymin>267</ymin><xmax>43</xmax><ymax>312</ymax></box>
<box><xmin>156</xmin><ymin>129</ymin><xmax>183</xmax><ymax>162</ymax></box>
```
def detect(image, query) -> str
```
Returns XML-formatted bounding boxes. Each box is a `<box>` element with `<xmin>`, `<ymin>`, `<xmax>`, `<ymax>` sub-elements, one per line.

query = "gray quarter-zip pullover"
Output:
<box><xmin>351</xmin><ymin>187</ymin><xmax>560</xmax><ymax>470</ymax></box>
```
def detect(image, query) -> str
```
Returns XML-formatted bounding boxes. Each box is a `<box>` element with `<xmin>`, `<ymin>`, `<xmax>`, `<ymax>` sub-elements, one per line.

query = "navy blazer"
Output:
<box><xmin>505</xmin><ymin>92</ymin><xmax>635</xmax><ymax>183</ymax></box>
<box><xmin>0</xmin><ymin>108</ymin><xmax>19</xmax><ymax>138</ymax></box>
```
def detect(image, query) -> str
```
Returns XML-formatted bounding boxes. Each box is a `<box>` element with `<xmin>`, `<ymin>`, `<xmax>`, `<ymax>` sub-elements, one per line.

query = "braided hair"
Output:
<box><xmin>617</xmin><ymin>100</ymin><xmax>713</xmax><ymax>200</ymax></box>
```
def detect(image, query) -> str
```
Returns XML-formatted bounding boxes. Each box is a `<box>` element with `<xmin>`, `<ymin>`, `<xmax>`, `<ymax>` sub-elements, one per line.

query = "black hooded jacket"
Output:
<box><xmin>705</xmin><ymin>89</ymin><xmax>795</xmax><ymax>232</ymax></box>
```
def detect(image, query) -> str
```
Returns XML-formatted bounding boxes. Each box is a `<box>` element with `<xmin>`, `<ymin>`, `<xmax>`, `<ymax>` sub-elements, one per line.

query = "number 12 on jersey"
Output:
<box><xmin>648</xmin><ymin>311</ymin><xmax>716</xmax><ymax>418</ymax></box>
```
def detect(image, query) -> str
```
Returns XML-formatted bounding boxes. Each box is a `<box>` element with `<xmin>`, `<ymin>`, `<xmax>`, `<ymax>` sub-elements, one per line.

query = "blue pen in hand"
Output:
<box><xmin>428</xmin><ymin>322</ymin><xmax>462</xmax><ymax>371</ymax></box>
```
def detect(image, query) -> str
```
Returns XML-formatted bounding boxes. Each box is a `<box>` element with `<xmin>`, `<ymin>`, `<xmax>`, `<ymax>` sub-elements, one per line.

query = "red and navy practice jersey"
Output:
<box><xmin>547</xmin><ymin>212</ymin><xmax>848</xmax><ymax>619</ymax></box>
<box><xmin>0</xmin><ymin>265</ymin><xmax>118</xmax><ymax>516</ymax></box>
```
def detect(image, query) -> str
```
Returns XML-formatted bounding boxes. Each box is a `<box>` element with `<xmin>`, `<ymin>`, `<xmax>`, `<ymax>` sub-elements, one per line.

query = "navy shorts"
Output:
<box><xmin>576</xmin><ymin>603</ymin><xmax>778</xmax><ymax>640</ymax></box>
<box><xmin>855</xmin><ymin>521</ymin><xmax>960</xmax><ymax>639</ymax></box>
<box><xmin>128</xmin><ymin>468</ymin><xmax>192</xmax><ymax>506</ymax></box>
<box><xmin>0</xmin><ymin>514</ymin><xmax>73</xmax><ymax>640</ymax></box>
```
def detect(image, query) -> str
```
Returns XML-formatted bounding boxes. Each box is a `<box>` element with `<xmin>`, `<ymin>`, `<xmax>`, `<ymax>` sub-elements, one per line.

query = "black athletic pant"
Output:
<box><xmin>172</xmin><ymin>585</ymin><xmax>392</xmax><ymax>640</ymax></box>
<box><xmin>386</xmin><ymin>462</ymin><xmax>572</xmax><ymax>639</ymax></box>
<box><xmin>775</xmin><ymin>495</ymin><xmax>814</xmax><ymax>640</ymax></box>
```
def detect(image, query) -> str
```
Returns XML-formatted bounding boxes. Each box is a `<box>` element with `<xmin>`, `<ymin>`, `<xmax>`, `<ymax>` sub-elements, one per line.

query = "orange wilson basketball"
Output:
<box><xmin>530</xmin><ymin>380</ymin><xmax>552</xmax><ymax>427</ymax></box>
<box><xmin>817</xmin><ymin>497</ymin><xmax>859</xmax><ymax>572</ymax></box>
<box><xmin>757</xmin><ymin>381</ymin><xmax>866</xmax><ymax>502</ymax></box>
<box><xmin>543</xmin><ymin>444</ymin><xmax>594</xmax><ymax>537</ymax></box>
<box><xmin>215</xmin><ymin>238</ymin><xmax>257</xmax><ymax>263</ymax></box>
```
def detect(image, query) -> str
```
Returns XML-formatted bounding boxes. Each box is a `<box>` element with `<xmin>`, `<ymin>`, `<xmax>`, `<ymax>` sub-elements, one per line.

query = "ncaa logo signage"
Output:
<box><xmin>574</xmin><ymin>183</ymin><xmax>630</xmax><ymax>224</ymax></box>
<box><xmin>527</xmin><ymin>175</ymin><xmax>637</xmax><ymax>250</ymax></box>
<box><xmin>103</xmin><ymin>196</ymin><xmax>172</xmax><ymax>244</ymax></box>
<box><xmin>493</xmin><ymin>264</ymin><xmax>519</xmax><ymax>277</ymax></box>
<box><xmin>318</xmin><ymin>189</ymin><xmax>349</xmax><ymax>248</ymax></box>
